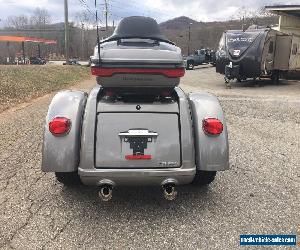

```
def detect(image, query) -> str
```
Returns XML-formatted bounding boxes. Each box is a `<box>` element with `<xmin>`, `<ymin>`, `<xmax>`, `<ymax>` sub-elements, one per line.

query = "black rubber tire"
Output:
<box><xmin>186</xmin><ymin>61</ymin><xmax>194</xmax><ymax>70</ymax></box>
<box><xmin>192</xmin><ymin>170</ymin><xmax>217</xmax><ymax>185</ymax></box>
<box><xmin>55</xmin><ymin>172</ymin><xmax>82</xmax><ymax>186</ymax></box>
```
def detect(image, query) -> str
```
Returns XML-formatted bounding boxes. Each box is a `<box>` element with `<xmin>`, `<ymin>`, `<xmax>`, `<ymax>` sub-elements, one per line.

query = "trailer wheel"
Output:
<box><xmin>192</xmin><ymin>170</ymin><xmax>217</xmax><ymax>185</ymax></box>
<box><xmin>224</xmin><ymin>77</ymin><xmax>231</xmax><ymax>88</ymax></box>
<box><xmin>186</xmin><ymin>61</ymin><xmax>194</xmax><ymax>70</ymax></box>
<box><xmin>271</xmin><ymin>71</ymin><xmax>280</xmax><ymax>84</ymax></box>
<box><xmin>55</xmin><ymin>172</ymin><xmax>82</xmax><ymax>186</ymax></box>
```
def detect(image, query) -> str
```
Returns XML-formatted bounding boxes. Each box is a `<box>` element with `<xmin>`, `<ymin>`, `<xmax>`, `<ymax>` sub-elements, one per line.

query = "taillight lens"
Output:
<box><xmin>91</xmin><ymin>67</ymin><xmax>185</xmax><ymax>78</ymax></box>
<box><xmin>49</xmin><ymin>117</ymin><xmax>71</xmax><ymax>136</ymax></box>
<box><xmin>203</xmin><ymin>118</ymin><xmax>223</xmax><ymax>135</ymax></box>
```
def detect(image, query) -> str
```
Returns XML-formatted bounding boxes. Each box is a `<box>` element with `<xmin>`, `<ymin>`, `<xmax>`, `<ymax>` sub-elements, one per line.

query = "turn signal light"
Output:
<box><xmin>203</xmin><ymin>118</ymin><xmax>223</xmax><ymax>135</ymax></box>
<box><xmin>49</xmin><ymin>117</ymin><xmax>71</xmax><ymax>136</ymax></box>
<box><xmin>91</xmin><ymin>67</ymin><xmax>185</xmax><ymax>78</ymax></box>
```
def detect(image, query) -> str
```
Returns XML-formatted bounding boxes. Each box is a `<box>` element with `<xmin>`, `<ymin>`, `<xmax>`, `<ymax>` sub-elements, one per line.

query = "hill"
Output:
<box><xmin>159</xmin><ymin>16</ymin><xmax>279</xmax><ymax>55</ymax></box>
<box><xmin>160</xmin><ymin>16</ymin><xmax>199</xmax><ymax>29</ymax></box>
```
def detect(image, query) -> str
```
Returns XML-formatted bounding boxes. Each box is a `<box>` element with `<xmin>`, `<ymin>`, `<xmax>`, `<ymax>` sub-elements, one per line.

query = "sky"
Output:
<box><xmin>0</xmin><ymin>0</ymin><xmax>300</xmax><ymax>27</ymax></box>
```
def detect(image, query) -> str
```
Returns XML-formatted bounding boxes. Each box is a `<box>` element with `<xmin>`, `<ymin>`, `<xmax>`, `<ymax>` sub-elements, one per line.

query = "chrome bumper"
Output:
<box><xmin>78</xmin><ymin>167</ymin><xmax>196</xmax><ymax>186</ymax></box>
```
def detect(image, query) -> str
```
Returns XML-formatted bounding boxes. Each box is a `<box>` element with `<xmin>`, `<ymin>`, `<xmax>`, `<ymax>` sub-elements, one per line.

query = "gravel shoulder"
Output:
<box><xmin>0</xmin><ymin>67</ymin><xmax>299</xmax><ymax>249</ymax></box>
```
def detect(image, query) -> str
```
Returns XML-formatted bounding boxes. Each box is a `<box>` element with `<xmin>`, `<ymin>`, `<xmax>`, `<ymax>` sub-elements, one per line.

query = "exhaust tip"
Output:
<box><xmin>162</xmin><ymin>184</ymin><xmax>177</xmax><ymax>201</ymax></box>
<box><xmin>98</xmin><ymin>185</ymin><xmax>113</xmax><ymax>201</ymax></box>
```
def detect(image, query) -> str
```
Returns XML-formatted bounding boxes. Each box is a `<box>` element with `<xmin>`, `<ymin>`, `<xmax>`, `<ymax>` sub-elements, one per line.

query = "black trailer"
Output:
<box><xmin>215</xmin><ymin>27</ymin><xmax>300</xmax><ymax>85</ymax></box>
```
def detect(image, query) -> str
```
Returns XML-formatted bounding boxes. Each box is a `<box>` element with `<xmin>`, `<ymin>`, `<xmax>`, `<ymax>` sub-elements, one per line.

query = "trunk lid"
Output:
<box><xmin>95</xmin><ymin>112</ymin><xmax>181</xmax><ymax>168</ymax></box>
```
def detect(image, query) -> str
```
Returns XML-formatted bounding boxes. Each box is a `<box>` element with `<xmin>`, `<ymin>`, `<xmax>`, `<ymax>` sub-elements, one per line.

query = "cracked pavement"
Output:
<box><xmin>0</xmin><ymin>66</ymin><xmax>299</xmax><ymax>249</ymax></box>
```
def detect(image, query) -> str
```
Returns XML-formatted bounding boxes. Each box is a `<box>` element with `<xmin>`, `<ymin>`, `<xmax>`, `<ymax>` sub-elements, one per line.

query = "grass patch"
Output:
<box><xmin>0</xmin><ymin>65</ymin><xmax>91</xmax><ymax>112</ymax></box>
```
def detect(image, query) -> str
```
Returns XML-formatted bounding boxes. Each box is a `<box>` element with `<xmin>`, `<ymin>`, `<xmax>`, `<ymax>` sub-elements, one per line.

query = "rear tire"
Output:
<box><xmin>55</xmin><ymin>172</ymin><xmax>82</xmax><ymax>186</ymax></box>
<box><xmin>192</xmin><ymin>170</ymin><xmax>217</xmax><ymax>185</ymax></box>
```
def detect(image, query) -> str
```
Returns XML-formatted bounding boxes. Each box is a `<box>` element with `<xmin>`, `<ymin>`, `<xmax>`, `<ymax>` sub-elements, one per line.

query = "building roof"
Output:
<box><xmin>0</xmin><ymin>36</ymin><xmax>57</xmax><ymax>44</ymax></box>
<box><xmin>265</xmin><ymin>5</ymin><xmax>300</xmax><ymax>18</ymax></box>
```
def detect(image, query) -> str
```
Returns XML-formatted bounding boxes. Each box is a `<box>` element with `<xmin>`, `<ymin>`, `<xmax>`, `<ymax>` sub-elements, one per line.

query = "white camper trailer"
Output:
<box><xmin>216</xmin><ymin>5</ymin><xmax>300</xmax><ymax>84</ymax></box>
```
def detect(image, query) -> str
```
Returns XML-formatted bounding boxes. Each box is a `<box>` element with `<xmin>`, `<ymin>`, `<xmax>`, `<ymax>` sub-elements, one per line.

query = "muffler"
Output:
<box><xmin>162</xmin><ymin>183</ymin><xmax>177</xmax><ymax>201</ymax></box>
<box><xmin>98</xmin><ymin>185</ymin><xmax>113</xmax><ymax>201</ymax></box>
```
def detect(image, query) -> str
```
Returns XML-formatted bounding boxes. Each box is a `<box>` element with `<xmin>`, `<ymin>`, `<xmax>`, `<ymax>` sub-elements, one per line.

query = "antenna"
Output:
<box><xmin>95</xmin><ymin>0</ymin><xmax>101</xmax><ymax>65</ymax></box>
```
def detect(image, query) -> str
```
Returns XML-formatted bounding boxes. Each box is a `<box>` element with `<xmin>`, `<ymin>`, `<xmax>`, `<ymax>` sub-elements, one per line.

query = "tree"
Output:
<box><xmin>30</xmin><ymin>8</ymin><xmax>51</xmax><ymax>27</ymax></box>
<box><xmin>5</xmin><ymin>15</ymin><xmax>29</xmax><ymax>29</ymax></box>
<box><xmin>232</xmin><ymin>6</ymin><xmax>271</xmax><ymax>29</ymax></box>
<box><xmin>75</xmin><ymin>10</ymin><xmax>94</xmax><ymax>28</ymax></box>
<box><xmin>258</xmin><ymin>6</ymin><xmax>276</xmax><ymax>18</ymax></box>
<box><xmin>74</xmin><ymin>10</ymin><xmax>95</xmax><ymax>59</ymax></box>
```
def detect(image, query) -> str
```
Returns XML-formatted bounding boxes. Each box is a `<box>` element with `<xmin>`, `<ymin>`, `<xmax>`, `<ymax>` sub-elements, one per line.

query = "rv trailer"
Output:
<box><xmin>216</xmin><ymin>27</ymin><xmax>300</xmax><ymax>85</ymax></box>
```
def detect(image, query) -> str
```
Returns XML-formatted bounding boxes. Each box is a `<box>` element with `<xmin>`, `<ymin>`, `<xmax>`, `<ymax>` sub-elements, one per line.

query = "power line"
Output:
<box><xmin>108</xmin><ymin>4</ymin><xmax>144</xmax><ymax>18</ymax></box>
<box><xmin>78</xmin><ymin>0</ymin><xmax>95</xmax><ymax>17</ymax></box>
<box><xmin>77</xmin><ymin>0</ymin><xmax>104</xmax><ymax>25</ymax></box>
<box><xmin>110</xmin><ymin>0</ymin><xmax>167</xmax><ymax>17</ymax></box>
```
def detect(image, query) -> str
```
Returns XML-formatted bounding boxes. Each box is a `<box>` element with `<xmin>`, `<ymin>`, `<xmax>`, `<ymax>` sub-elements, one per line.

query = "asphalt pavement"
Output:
<box><xmin>0</xmin><ymin>66</ymin><xmax>299</xmax><ymax>249</ymax></box>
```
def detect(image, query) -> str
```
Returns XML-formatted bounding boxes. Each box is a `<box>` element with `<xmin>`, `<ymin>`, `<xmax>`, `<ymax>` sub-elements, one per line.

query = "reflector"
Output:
<box><xmin>49</xmin><ymin>117</ymin><xmax>71</xmax><ymax>136</ymax></box>
<box><xmin>125</xmin><ymin>155</ymin><xmax>152</xmax><ymax>160</ymax></box>
<box><xmin>203</xmin><ymin>118</ymin><xmax>223</xmax><ymax>135</ymax></box>
<box><xmin>91</xmin><ymin>67</ymin><xmax>185</xmax><ymax>78</ymax></box>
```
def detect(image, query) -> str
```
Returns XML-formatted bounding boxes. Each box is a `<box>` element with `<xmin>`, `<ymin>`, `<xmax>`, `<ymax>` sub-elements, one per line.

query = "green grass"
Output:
<box><xmin>0</xmin><ymin>65</ymin><xmax>91</xmax><ymax>112</ymax></box>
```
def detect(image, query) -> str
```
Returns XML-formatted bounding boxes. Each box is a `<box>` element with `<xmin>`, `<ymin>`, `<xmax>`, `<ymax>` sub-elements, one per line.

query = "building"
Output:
<box><xmin>265</xmin><ymin>5</ymin><xmax>300</xmax><ymax>36</ymax></box>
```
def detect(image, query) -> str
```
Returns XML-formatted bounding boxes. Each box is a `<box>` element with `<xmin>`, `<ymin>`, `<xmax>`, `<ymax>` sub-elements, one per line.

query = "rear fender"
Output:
<box><xmin>42</xmin><ymin>91</ymin><xmax>87</xmax><ymax>172</ymax></box>
<box><xmin>188</xmin><ymin>92</ymin><xmax>229</xmax><ymax>171</ymax></box>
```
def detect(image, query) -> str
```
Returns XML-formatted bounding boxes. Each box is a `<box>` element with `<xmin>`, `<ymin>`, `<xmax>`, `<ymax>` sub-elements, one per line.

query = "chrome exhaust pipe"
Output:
<box><xmin>162</xmin><ymin>184</ymin><xmax>177</xmax><ymax>201</ymax></box>
<box><xmin>98</xmin><ymin>185</ymin><xmax>113</xmax><ymax>201</ymax></box>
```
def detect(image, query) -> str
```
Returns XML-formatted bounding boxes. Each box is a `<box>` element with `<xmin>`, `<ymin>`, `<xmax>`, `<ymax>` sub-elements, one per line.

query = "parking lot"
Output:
<box><xmin>0</xmin><ymin>66</ymin><xmax>299</xmax><ymax>249</ymax></box>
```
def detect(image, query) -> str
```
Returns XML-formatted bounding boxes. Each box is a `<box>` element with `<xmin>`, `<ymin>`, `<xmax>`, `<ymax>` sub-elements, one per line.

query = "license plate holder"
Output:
<box><xmin>119</xmin><ymin>129</ymin><xmax>158</xmax><ymax>160</ymax></box>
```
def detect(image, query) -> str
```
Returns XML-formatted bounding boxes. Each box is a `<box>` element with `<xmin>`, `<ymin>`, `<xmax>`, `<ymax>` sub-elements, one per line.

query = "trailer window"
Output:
<box><xmin>292</xmin><ymin>44</ymin><xmax>298</xmax><ymax>55</ymax></box>
<box><xmin>268</xmin><ymin>41</ymin><xmax>274</xmax><ymax>54</ymax></box>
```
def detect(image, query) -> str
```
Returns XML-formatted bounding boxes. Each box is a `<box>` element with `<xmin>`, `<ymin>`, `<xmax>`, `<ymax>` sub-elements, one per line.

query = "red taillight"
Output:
<box><xmin>49</xmin><ymin>117</ymin><xmax>71</xmax><ymax>136</ymax></box>
<box><xmin>91</xmin><ymin>67</ymin><xmax>185</xmax><ymax>78</ymax></box>
<box><xmin>125</xmin><ymin>154</ymin><xmax>152</xmax><ymax>160</ymax></box>
<box><xmin>203</xmin><ymin>118</ymin><xmax>223</xmax><ymax>135</ymax></box>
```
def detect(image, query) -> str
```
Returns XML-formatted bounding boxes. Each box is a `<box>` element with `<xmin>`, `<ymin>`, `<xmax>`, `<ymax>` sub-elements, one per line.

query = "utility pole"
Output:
<box><xmin>38</xmin><ymin>44</ymin><xmax>41</xmax><ymax>58</ymax></box>
<box><xmin>187</xmin><ymin>23</ymin><xmax>193</xmax><ymax>56</ymax></box>
<box><xmin>22</xmin><ymin>41</ymin><xmax>25</xmax><ymax>64</ymax></box>
<box><xmin>104</xmin><ymin>0</ymin><xmax>108</xmax><ymax>30</ymax></box>
<box><xmin>81</xmin><ymin>22</ymin><xmax>85</xmax><ymax>60</ymax></box>
<box><xmin>64</xmin><ymin>0</ymin><xmax>70</xmax><ymax>65</ymax></box>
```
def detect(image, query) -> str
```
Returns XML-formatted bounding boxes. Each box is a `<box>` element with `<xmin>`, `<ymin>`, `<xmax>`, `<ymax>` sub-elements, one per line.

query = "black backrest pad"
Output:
<box><xmin>105</xmin><ymin>16</ymin><xmax>173</xmax><ymax>44</ymax></box>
